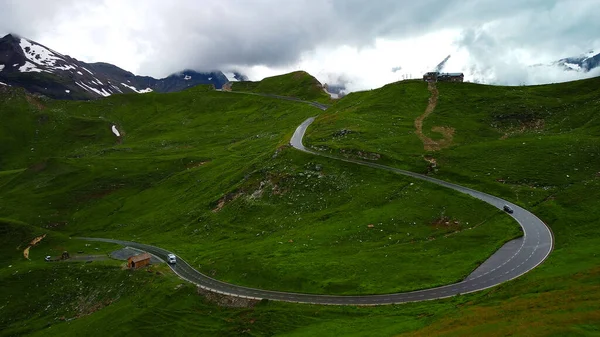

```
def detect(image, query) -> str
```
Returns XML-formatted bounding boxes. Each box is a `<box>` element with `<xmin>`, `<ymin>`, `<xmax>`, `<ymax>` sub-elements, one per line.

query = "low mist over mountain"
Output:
<box><xmin>0</xmin><ymin>34</ymin><xmax>234</xmax><ymax>99</ymax></box>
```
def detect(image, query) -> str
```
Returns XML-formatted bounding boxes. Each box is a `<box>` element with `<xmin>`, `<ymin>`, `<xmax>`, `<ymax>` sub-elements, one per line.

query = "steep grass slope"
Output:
<box><xmin>1</xmin><ymin>74</ymin><xmax>599</xmax><ymax>335</ymax></box>
<box><xmin>304</xmin><ymin>76</ymin><xmax>600</xmax><ymax>335</ymax></box>
<box><xmin>0</xmin><ymin>82</ymin><xmax>518</xmax><ymax>300</ymax></box>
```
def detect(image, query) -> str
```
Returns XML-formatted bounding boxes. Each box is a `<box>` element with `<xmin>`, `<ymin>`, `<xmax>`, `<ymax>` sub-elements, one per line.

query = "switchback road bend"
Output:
<box><xmin>81</xmin><ymin>96</ymin><xmax>553</xmax><ymax>305</ymax></box>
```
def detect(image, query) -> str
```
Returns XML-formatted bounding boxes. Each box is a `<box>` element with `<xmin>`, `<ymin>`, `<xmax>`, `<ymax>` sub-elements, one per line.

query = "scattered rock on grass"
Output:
<box><xmin>197</xmin><ymin>288</ymin><xmax>260</xmax><ymax>308</ymax></box>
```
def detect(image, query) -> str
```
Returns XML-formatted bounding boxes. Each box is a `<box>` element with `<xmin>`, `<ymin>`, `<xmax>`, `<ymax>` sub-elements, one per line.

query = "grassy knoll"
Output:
<box><xmin>231</xmin><ymin>71</ymin><xmax>333</xmax><ymax>104</ymax></box>
<box><xmin>0</xmin><ymin>83</ymin><xmax>519</xmax><ymax>296</ymax></box>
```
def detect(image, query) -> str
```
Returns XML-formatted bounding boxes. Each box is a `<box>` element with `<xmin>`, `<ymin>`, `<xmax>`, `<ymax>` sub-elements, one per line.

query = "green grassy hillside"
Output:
<box><xmin>2</xmin><ymin>73</ymin><xmax>599</xmax><ymax>336</ymax></box>
<box><xmin>231</xmin><ymin>71</ymin><xmax>332</xmax><ymax>104</ymax></box>
<box><xmin>0</xmin><ymin>82</ymin><xmax>519</xmax><ymax>297</ymax></box>
<box><xmin>303</xmin><ymin>76</ymin><xmax>600</xmax><ymax>335</ymax></box>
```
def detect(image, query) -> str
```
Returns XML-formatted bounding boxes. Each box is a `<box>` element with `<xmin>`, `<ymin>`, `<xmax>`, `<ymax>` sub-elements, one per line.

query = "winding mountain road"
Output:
<box><xmin>82</xmin><ymin>96</ymin><xmax>553</xmax><ymax>305</ymax></box>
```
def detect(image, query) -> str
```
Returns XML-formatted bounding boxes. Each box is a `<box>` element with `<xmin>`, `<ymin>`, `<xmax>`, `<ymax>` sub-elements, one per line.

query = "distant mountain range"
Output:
<box><xmin>554</xmin><ymin>49</ymin><xmax>600</xmax><ymax>72</ymax></box>
<box><xmin>2</xmin><ymin>33</ymin><xmax>599</xmax><ymax>99</ymax></box>
<box><xmin>0</xmin><ymin>34</ymin><xmax>245</xmax><ymax>99</ymax></box>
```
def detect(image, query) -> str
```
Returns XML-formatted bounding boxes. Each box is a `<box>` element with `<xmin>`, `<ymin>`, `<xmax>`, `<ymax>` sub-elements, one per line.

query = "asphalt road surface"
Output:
<box><xmin>80</xmin><ymin>100</ymin><xmax>553</xmax><ymax>305</ymax></box>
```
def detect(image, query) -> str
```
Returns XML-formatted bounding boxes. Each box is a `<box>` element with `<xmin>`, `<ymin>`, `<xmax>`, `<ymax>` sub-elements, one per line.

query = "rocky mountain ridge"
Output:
<box><xmin>0</xmin><ymin>34</ymin><xmax>232</xmax><ymax>99</ymax></box>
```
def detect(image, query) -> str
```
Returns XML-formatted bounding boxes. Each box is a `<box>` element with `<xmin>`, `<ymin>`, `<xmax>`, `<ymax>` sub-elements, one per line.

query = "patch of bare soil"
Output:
<box><xmin>272</xmin><ymin>144</ymin><xmax>290</xmax><ymax>159</ymax></box>
<box><xmin>112</xmin><ymin>125</ymin><xmax>124</xmax><ymax>145</ymax></box>
<box><xmin>186</xmin><ymin>161</ymin><xmax>210</xmax><ymax>169</ymax></box>
<box><xmin>414</xmin><ymin>82</ymin><xmax>455</xmax><ymax>151</ymax></box>
<box><xmin>424</xmin><ymin>156</ymin><xmax>438</xmax><ymax>166</ymax></box>
<box><xmin>500</xmin><ymin>119</ymin><xmax>545</xmax><ymax>140</ymax></box>
<box><xmin>213</xmin><ymin>174</ymin><xmax>288</xmax><ymax>212</ymax></box>
<box><xmin>25</xmin><ymin>95</ymin><xmax>45</xmax><ymax>110</ymax></box>
<box><xmin>424</xmin><ymin>155</ymin><xmax>438</xmax><ymax>174</ymax></box>
<box><xmin>73</xmin><ymin>292</ymin><xmax>113</xmax><ymax>318</ymax></box>
<box><xmin>27</xmin><ymin>161</ymin><xmax>47</xmax><ymax>173</ymax></box>
<box><xmin>221</xmin><ymin>82</ymin><xmax>233</xmax><ymax>91</ymax></box>
<box><xmin>23</xmin><ymin>234</ymin><xmax>47</xmax><ymax>259</ymax></box>
<box><xmin>339</xmin><ymin>148</ymin><xmax>382</xmax><ymax>161</ymax></box>
<box><xmin>431</xmin><ymin>216</ymin><xmax>461</xmax><ymax>230</ymax></box>
<box><xmin>197</xmin><ymin>287</ymin><xmax>259</xmax><ymax>308</ymax></box>
<box><xmin>213</xmin><ymin>192</ymin><xmax>243</xmax><ymax>212</ymax></box>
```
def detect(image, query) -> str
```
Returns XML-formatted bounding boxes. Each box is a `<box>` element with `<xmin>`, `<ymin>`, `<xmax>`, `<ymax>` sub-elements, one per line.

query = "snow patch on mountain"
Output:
<box><xmin>110</xmin><ymin>85</ymin><xmax>123</xmax><ymax>93</ymax></box>
<box><xmin>120</xmin><ymin>82</ymin><xmax>152</xmax><ymax>94</ymax></box>
<box><xmin>1</xmin><ymin>35</ymin><xmax>229</xmax><ymax>99</ymax></box>
<box><xmin>19</xmin><ymin>61</ymin><xmax>45</xmax><ymax>73</ymax></box>
<box><xmin>563</xmin><ymin>63</ymin><xmax>581</xmax><ymax>71</ymax></box>
<box><xmin>54</xmin><ymin>64</ymin><xmax>76</xmax><ymax>71</ymax></box>
<box><xmin>19</xmin><ymin>38</ymin><xmax>63</xmax><ymax>68</ymax></box>
<box><xmin>553</xmin><ymin>48</ymin><xmax>600</xmax><ymax>73</ymax></box>
<box><xmin>76</xmin><ymin>82</ymin><xmax>111</xmax><ymax>97</ymax></box>
<box><xmin>224</xmin><ymin>72</ymin><xmax>238</xmax><ymax>81</ymax></box>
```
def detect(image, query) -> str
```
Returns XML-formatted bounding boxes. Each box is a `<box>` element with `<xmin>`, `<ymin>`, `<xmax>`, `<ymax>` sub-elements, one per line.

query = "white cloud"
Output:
<box><xmin>1</xmin><ymin>0</ymin><xmax>599</xmax><ymax>90</ymax></box>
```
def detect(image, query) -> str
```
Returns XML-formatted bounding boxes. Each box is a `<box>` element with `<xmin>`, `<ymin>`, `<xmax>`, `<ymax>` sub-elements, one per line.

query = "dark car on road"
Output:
<box><xmin>503</xmin><ymin>205</ymin><xmax>514</xmax><ymax>214</ymax></box>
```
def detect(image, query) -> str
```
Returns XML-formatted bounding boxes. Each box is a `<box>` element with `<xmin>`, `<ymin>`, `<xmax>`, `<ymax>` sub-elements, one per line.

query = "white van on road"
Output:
<box><xmin>167</xmin><ymin>253</ymin><xmax>177</xmax><ymax>264</ymax></box>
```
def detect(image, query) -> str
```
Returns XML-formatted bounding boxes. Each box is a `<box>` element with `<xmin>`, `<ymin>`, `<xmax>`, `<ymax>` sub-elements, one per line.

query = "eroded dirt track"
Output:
<box><xmin>414</xmin><ymin>82</ymin><xmax>454</xmax><ymax>151</ymax></box>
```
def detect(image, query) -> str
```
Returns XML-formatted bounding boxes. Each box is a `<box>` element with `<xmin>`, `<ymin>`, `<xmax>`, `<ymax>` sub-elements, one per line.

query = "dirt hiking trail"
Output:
<box><xmin>414</xmin><ymin>82</ymin><xmax>455</xmax><ymax>151</ymax></box>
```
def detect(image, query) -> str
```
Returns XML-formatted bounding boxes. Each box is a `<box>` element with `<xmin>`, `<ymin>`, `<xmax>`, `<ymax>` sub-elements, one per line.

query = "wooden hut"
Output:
<box><xmin>127</xmin><ymin>252</ymin><xmax>151</xmax><ymax>269</ymax></box>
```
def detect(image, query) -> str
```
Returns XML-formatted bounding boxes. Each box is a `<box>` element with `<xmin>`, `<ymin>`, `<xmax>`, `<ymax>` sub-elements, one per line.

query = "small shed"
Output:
<box><xmin>127</xmin><ymin>252</ymin><xmax>151</xmax><ymax>269</ymax></box>
<box><xmin>423</xmin><ymin>72</ymin><xmax>439</xmax><ymax>82</ymax></box>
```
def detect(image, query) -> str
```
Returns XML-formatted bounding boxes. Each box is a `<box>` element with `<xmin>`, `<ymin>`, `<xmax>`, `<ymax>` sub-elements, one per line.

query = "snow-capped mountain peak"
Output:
<box><xmin>19</xmin><ymin>38</ymin><xmax>64</xmax><ymax>69</ymax></box>
<box><xmin>554</xmin><ymin>48</ymin><xmax>600</xmax><ymax>73</ymax></box>
<box><xmin>0</xmin><ymin>34</ymin><xmax>231</xmax><ymax>99</ymax></box>
<box><xmin>582</xmin><ymin>49</ymin><xmax>598</xmax><ymax>61</ymax></box>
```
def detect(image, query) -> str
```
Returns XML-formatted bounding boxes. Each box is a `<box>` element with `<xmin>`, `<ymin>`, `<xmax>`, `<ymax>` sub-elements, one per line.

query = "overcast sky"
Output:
<box><xmin>2</xmin><ymin>0</ymin><xmax>600</xmax><ymax>91</ymax></box>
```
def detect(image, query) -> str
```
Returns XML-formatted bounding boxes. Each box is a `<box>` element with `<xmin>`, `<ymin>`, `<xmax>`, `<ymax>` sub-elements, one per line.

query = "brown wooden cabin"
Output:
<box><xmin>127</xmin><ymin>252</ymin><xmax>151</xmax><ymax>269</ymax></box>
